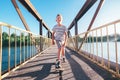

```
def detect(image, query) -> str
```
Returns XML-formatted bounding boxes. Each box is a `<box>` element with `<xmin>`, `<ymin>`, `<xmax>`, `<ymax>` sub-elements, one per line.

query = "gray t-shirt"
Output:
<box><xmin>52</xmin><ymin>24</ymin><xmax>67</xmax><ymax>41</ymax></box>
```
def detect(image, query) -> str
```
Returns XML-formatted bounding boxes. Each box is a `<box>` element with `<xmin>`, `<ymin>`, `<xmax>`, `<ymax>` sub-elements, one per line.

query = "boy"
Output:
<box><xmin>52</xmin><ymin>14</ymin><xmax>67</xmax><ymax>68</ymax></box>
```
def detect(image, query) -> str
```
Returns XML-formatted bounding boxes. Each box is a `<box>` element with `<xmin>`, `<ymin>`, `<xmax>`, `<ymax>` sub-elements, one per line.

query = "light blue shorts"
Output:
<box><xmin>56</xmin><ymin>40</ymin><xmax>64</xmax><ymax>49</ymax></box>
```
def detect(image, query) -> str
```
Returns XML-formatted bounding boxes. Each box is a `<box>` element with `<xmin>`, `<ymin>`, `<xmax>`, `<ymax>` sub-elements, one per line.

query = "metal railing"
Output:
<box><xmin>0</xmin><ymin>22</ymin><xmax>52</xmax><ymax>79</ymax></box>
<box><xmin>67</xmin><ymin>19</ymin><xmax>120</xmax><ymax>78</ymax></box>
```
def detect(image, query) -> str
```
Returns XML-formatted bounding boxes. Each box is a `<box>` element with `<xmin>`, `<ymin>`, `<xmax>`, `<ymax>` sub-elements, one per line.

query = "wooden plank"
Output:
<box><xmin>3</xmin><ymin>45</ymin><xmax>119</xmax><ymax>80</ymax></box>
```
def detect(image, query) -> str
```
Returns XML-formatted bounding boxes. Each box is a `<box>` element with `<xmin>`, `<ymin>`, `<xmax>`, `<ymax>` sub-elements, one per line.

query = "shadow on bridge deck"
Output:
<box><xmin>3</xmin><ymin>45</ymin><xmax>119</xmax><ymax>80</ymax></box>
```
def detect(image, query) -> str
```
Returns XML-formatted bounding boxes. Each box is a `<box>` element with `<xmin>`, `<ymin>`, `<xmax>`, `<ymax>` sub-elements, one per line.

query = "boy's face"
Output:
<box><xmin>56</xmin><ymin>15</ymin><xmax>62</xmax><ymax>24</ymax></box>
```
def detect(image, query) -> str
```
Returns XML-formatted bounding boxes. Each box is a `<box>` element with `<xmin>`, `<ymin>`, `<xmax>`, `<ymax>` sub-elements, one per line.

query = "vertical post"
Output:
<box><xmin>0</xmin><ymin>26</ymin><xmax>2</xmax><ymax>79</ymax></box>
<box><xmin>100</xmin><ymin>28</ymin><xmax>104</xmax><ymax>65</ymax></box>
<box><xmin>96</xmin><ymin>30</ymin><xmax>98</xmax><ymax>62</ymax></box>
<box><xmin>30</xmin><ymin>33</ymin><xmax>31</xmax><ymax>58</ymax></box>
<box><xmin>27</xmin><ymin>34</ymin><xmax>28</xmax><ymax>59</ymax></box>
<box><xmin>106</xmin><ymin>26</ymin><xmax>110</xmax><ymax>69</ymax></box>
<box><xmin>67</xmin><ymin>30</ymin><xmax>70</xmax><ymax>38</ymax></box>
<box><xmin>74</xmin><ymin>19</ymin><xmax>78</xmax><ymax>51</ymax></box>
<box><xmin>24</xmin><ymin>33</ymin><xmax>25</xmax><ymax>62</ymax></box>
<box><xmin>39</xmin><ymin>20</ymin><xmax>42</xmax><ymax>36</ymax></box>
<box><xmin>31</xmin><ymin>34</ymin><xmax>33</xmax><ymax>57</ymax></box>
<box><xmin>90</xmin><ymin>33</ymin><xmax>92</xmax><ymax>58</ymax></box>
<box><xmin>30</xmin><ymin>33</ymin><xmax>32</xmax><ymax>57</ymax></box>
<box><xmin>20</xmin><ymin>32</ymin><xmax>21</xmax><ymax>64</ymax></box>
<box><xmin>8</xmin><ymin>28</ymin><xmax>10</xmax><ymax>72</ymax></box>
<box><xmin>92</xmin><ymin>31</ymin><xmax>94</xmax><ymax>60</ymax></box>
<box><xmin>48</xmin><ymin>31</ymin><xmax>50</xmax><ymax>38</ymax></box>
<box><xmin>67</xmin><ymin>31</ymin><xmax>70</xmax><ymax>47</ymax></box>
<box><xmin>15</xmin><ymin>29</ymin><xmax>17</xmax><ymax>67</ymax></box>
<box><xmin>114</xmin><ymin>24</ymin><xmax>119</xmax><ymax>74</ymax></box>
<box><xmin>40</xmin><ymin>20</ymin><xmax>42</xmax><ymax>51</ymax></box>
<box><xmin>34</xmin><ymin>35</ymin><xmax>37</xmax><ymax>54</ymax></box>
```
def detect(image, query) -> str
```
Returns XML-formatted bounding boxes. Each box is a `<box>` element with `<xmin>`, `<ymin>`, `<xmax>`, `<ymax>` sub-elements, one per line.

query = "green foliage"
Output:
<box><xmin>2</xmin><ymin>32</ymin><xmax>31</xmax><ymax>47</ymax></box>
<box><xmin>2</xmin><ymin>32</ymin><xmax>8</xmax><ymax>41</ymax></box>
<box><xmin>2</xmin><ymin>32</ymin><xmax>9</xmax><ymax>47</ymax></box>
<box><xmin>77</xmin><ymin>34</ymin><xmax>120</xmax><ymax>43</ymax></box>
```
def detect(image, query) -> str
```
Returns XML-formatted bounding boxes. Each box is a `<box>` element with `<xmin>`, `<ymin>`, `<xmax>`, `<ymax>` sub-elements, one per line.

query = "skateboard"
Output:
<box><xmin>55</xmin><ymin>63</ymin><xmax>64</xmax><ymax>72</ymax></box>
<box><xmin>55</xmin><ymin>67</ymin><xmax>64</xmax><ymax>72</ymax></box>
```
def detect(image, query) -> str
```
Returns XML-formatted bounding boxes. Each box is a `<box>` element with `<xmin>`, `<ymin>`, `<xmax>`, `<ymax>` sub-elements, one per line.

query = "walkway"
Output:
<box><xmin>3</xmin><ymin>45</ymin><xmax>119</xmax><ymax>80</ymax></box>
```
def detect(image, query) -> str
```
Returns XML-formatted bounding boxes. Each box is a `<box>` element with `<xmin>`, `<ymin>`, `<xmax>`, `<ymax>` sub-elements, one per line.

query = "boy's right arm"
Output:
<box><xmin>52</xmin><ymin>32</ymin><xmax>55</xmax><ymax>45</ymax></box>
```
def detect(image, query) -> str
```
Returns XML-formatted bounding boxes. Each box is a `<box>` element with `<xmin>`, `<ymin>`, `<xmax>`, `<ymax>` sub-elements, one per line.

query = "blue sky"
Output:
<box><xmin>0</xmin><ymin>0</ymin><xmax>120</xmax><ymax>36</ymax></box>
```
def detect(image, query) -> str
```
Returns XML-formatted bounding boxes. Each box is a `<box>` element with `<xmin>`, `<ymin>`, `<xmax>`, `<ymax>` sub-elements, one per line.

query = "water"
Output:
<box><xmin>2</xmin><ymin>45</ymin><xmax>37</xmax><ymax>73</ymax></box>
<box><xmin>82</xmin><ymin>42</ymin><xmax>120</xmax><ymax>64</ymax></box>
<box><xmin>2</xmin><ymin>42</ymin><xmax>120</xmax><ymax>73</ymax></box>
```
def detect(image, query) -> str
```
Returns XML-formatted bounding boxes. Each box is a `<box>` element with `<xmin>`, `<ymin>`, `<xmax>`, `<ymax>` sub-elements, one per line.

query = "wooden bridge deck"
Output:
<box><xmin>3</xmin><ymin>45</ymin><xmax>119</xmax><ymax>80</ymax></box>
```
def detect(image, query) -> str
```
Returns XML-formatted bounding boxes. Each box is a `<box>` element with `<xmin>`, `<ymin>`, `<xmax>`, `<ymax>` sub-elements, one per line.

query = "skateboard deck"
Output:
<box><xmin>55</xmin><ymin>68</ymin><xmax>64</xmax><ymax>72</ymax></box>
<box><xmin>55</xmin><ymin>63</ymin><xmax>64</xmax><ymax>72</ymax></box>
<box><xmin>55</xmin><ymin>67</ymin><xmax>64</xmax><ymax>71</ymax></box>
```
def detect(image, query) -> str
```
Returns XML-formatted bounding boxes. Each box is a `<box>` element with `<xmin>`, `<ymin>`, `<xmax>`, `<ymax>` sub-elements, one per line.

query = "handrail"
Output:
<box><xmin>68</xmin><ymin>0</ymin><xmax>104</xmax><ymax>51</ymax></box>
<box><xmin>0</xmin><ymin>22</ymin><xmax>52</xmax><ymax>79</ymax></box>
<box><xmin>0</xmin><ymin>22</ymin><xmax>34</xmax><ymax>34</ymax></box>
<box><xmin>67</xmin><ymin>19</ymin><xmax>120</xmax><ymax>78</ymax></box>
<box><xmin>70</xmin><ymin>19</ymin><xmax>120</xmax><ymax>38</ymax></box>
<box><xmin>78</xmin><ymin>0</ymin><xmax>104</xmax><ymax>50</ymax></box>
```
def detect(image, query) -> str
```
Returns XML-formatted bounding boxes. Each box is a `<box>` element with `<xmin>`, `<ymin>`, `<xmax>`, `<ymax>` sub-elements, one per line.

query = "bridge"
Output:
<box><xmin>0</xmin><ymin>0</ymin><xmax>120</xmax><ymax>80</ymax></box>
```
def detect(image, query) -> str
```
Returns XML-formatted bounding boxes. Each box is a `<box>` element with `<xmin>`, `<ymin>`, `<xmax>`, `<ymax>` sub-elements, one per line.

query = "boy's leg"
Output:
<box><xmin>55</xmin><ymin>48</ymin><xmax>62</xmax><ymax>68</ymax></box>
<box><xmin>61</xmin><ymin>46</ymin><xmax>66</xmax><ymax>62</ymax></box>
<box><xmin>61</xmin><ymin>46</ymin><xmax>65</xmax><ymax>57</ymax></box>
<box><xmin>57</xmin><ymin>48</ymin><xmax>61</xmax><ymax>60</ymax></box>
<box><xmin>55</xmin><ymin>40</ymin><xmax>62</xmax><ymax>68</ymax></box>
<box><xmin>56</xmin><ymin>40</ymin><xmax>62</xmax><ymax>60</ymax></box>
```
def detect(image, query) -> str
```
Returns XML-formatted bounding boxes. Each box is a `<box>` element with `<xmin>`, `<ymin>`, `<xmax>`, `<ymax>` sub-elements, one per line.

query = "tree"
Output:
<box><xmin>2</xmin><ymin>32</ymin><xmax>8</xmax><ymax>41</ymax></box>
<box><xmin>11</xmin><ymin>33</ymin><xmax>16</xmax><ymax>42</ymax></box>
<box><xmin>2</xmin><ymin>32</ymin><xmax>9</xmax><ymax>47</ymax></box>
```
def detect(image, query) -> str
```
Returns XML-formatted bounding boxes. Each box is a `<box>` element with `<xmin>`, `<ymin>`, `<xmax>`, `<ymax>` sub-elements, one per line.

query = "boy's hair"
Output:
<box><xmin>56</xmin><ymin>14</ymin><xmax>63</xmax><ymax>20</ymax></box>
<box><xmin>56</xmin><ymin>14</ymin><xmax>61</xmax><ymax>17</ymax></box>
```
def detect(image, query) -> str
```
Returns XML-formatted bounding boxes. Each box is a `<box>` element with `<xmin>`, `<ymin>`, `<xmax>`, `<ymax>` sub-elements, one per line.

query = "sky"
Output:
<box><xmin>0</xmin><ymin>0</ymin><xmax>120</xmax><ymax>36</ymax></box>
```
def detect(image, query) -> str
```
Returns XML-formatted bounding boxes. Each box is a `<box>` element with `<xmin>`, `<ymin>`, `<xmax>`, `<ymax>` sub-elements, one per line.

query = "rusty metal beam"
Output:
<box><xmin>18</xmin><ymin>0</ymin><xmax>51</xmax><ymax>32</ymax></box>
<box><xmin>11</xmin><ymin>0</ymin><xmax>30</xmax><ymax>31</ymax></box>
<box><xmin>0</xmin><ymin>26</ymin><xmax>2</xmax><ymax>80</ymax></box>
<box><xmin>68</xmin><ymin>0</ymin><xmax>97</xmax><ymax>30</ymax></box>
<box><xmin>78</xmin><ymin>0</ymin><xmax>104</xmax><ymax>50</ymax></box>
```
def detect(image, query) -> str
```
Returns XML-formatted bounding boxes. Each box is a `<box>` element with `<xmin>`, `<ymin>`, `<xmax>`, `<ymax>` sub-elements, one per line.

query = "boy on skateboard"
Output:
<box><xmin>52</xmin><ymin>14</ymin><xmax>67</xmax><ymax>69</ymax></box>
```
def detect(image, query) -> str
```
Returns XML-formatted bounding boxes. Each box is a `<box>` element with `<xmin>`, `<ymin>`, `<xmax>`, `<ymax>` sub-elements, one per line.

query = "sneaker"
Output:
<box><xmin>63</xmin><ymin>58</ymin><xmax>66</xmax><ymax>63</ymax></box>
<box><xmin>55</xmin><ymin>59</ymin><xmax>61</xmax><ymax>68</ymax></box>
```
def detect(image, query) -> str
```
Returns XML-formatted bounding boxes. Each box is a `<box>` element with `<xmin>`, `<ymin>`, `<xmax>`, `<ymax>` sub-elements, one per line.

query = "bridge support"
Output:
<box><xmin>11</xmin><ymin>0</ymin><xmax>30</xmax><ymax>31</ymax></box>
<box><xmin>74</xmin><ymin>19</ymin><xmax>78</xmax><ymax>51</ymax></box>
<box><xmin>0</xmin><ymin>26</ymin><xmax>2</xmax><ymax>80</ymax></box>
<box><xmin>67</xmin><ymin>31</ymin><xmax>70</xmax><ymax>38</ymax></box>
<box><xmin>48</xmin><ymin>31</ymin><xmax>52</xmax><ymax>38</ymax></box>
<box><xmin>39</xmin><ymin>20</ymin><xmax>43</xmax><ymax>51</ymax></box>
<box><xmin>78</xmin><ymin>0</ymin><xmax>104</xmax><ymax>50</ymax></box>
